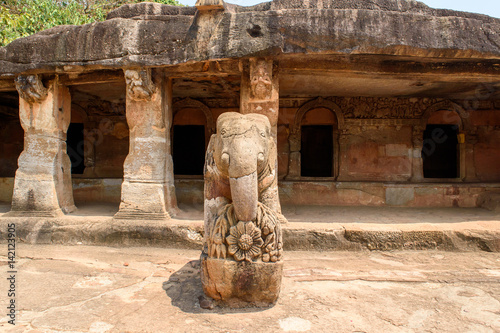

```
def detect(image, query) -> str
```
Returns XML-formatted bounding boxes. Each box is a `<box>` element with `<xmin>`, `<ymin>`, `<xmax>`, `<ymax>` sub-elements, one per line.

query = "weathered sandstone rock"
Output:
<box><xmin>1</xmin><ymin>0</ymin><xmax>499</xmax><ymax>75</ymax></box>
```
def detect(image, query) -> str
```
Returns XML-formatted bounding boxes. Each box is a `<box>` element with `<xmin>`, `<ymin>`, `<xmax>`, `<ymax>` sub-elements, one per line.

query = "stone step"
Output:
<box><xmin>1</xmin><ymin>215</ymin><xmax>499</xmax><ymax>252</ymax></box>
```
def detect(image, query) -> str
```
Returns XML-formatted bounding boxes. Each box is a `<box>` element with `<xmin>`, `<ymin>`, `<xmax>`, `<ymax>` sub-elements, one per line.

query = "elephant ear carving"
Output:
<box><xmin>204</xmin><ymin>134</ymin><xmax>216</xmax><ymax>180</ymax></box>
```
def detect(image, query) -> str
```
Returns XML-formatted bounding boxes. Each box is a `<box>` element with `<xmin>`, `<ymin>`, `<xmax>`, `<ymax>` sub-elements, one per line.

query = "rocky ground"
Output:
<box><xmin>0</xmin><ymin>244</ymin><xmax>499</xmax><ymax>332</ymax></box>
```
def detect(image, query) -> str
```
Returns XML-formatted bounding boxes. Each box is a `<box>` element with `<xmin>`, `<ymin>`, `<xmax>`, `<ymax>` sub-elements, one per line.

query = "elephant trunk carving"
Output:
<box><xmin>203</xmin><ymin>112</ymin><xmax>285</xmax><ymax>262</ymax></box>
<box><xmin>229</xmin><ymin>173</ymin><xmax>258</xmax><ymax>222</ymax></box>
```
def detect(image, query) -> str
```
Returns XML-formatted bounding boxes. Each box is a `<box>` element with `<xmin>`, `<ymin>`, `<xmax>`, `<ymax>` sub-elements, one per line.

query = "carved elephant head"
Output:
<box><xmin>211</xmin><ymin>112</ymin><xmax>275</xmax><ymax>222</ymax></box>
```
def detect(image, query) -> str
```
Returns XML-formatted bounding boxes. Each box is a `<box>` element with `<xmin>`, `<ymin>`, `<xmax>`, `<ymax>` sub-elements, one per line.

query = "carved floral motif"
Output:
<box><xmin>209</xmin><ymin>202</ymin><xmax>283</xmax><ymax>263</ymax></box>
<box><xmin>227</xmin><ymin>221</ymin><xmax>264</xmax><ymax>262</ymax></box>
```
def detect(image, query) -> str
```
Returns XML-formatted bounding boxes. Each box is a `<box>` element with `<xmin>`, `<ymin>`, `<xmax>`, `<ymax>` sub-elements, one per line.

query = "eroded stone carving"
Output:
<box><xmin>15</xmin><ymin>75</ymin><xmax>48</xmax><ymax>103</ymax></box>
<box><xmin>124</xmin><ymin>69</ymin><xmax>155</xmax><ymax>101</ymax></box>
<box><xmin>201</xmin><ymin>112</ymin><xmax>285</xmax><ymax>307</ymax></box>
<box><xmin>241</xmin><ymin>58</ymin><xmax>279</xmax><ymax>131</ymax></box>
<box><xmin>195</xmin><ymin>0</ymin><xmax>224</xmax><ymax>10</ymax></box>
<box><xmin>250</xmin><ymin>59</ymin><xmax>273</xmax><ymax>100</ymax></box>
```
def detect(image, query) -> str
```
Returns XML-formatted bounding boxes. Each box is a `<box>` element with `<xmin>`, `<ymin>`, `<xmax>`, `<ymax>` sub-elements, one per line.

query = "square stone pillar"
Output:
<box><xmin>411</xmin><ymin>125</ymin><xmax>425</xmax><ymax>182</ymax></box>
<box><xmin>114</xmin><ymin>69</ymin><xmax>177</xmax><ymax>220</ymax></box>
<box><xmin>463</xmin><ymin>132</ymin><xmax>478</xmax><ymax>181</ymax></box>
<box><xmin>240</xmin><ymin>58</ymin><xmax>282</xmax><ymax>214</ymax></box>
<box><xmin>9</xmin><ymin>75</ymin><xmax>76</xmax><ymax>217</ymax></box>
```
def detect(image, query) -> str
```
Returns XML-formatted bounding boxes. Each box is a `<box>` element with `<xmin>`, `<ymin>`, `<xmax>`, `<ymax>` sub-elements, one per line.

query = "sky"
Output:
<box><xmin>179</xmin><ymin>0</ymin><xmax>500</xmax><ymax>19</ymax></box>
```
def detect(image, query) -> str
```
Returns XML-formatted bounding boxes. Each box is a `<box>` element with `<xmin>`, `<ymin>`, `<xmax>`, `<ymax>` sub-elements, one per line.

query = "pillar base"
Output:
<box><xmin>200</xmin><ymin>253</ymin><xmax>283</xmax><ymax>308</ymax></box>
<box><xmin>5</xmin><ymin>209</ymin><xmax>64</xmax><ymax>218</ymax></box>
<box><xmin>114</xmin><ymin>181</ymin><xmax>171</xmax><ymax>220</ymax></box>
<box><xmin>113</xmin><ymin>211</ymin><xmax>170</xmax><ymax>220</ymax></box>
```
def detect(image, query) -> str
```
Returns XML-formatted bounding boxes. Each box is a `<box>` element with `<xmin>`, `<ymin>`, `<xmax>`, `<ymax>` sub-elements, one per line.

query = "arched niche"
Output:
<box><xmin>288</xmin><ymin>98</ymin><xmax>344</xmax><ymax>179</ymax></box>
<box><xmin>417</xmin><ymin>100</ymin><xmax>469</xmax><ymax>181</ymax></box>
<box><xmin>420</xmin><ymin>100</ymin><xmax>469</xmax><ymax>131</ymax></box>
<box><xmin>173</xmin><ymin>98</ymin><xmax>215</xmax><ymax>135</ymax></box>
<box><xmin>172</xmin><ymin>98</ymin><xmax>214</xmax><ymax>176</ymax></box>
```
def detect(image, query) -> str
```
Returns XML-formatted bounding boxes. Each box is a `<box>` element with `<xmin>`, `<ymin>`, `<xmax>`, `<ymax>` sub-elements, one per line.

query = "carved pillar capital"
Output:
<box><xmin>15</xmin><ymin>75</ymin><xmax>48</xmax><ymax>104</ymax></box>
<box><xmin>124</xmin><ymin>68</ymin><xmax>156</xmax><ymax>101</ymax></box>
<box><xmin>240</xmin><ymin>58</ymin><xmax>279</xmax><ymax>130</ymax></box>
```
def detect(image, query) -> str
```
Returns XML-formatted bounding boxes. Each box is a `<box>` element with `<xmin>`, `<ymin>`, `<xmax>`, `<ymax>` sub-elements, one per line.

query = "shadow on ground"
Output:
<box><xmin>163</xmin><ymin>260</ymin><xmax>272</xmax><ymax>314</ymax></box>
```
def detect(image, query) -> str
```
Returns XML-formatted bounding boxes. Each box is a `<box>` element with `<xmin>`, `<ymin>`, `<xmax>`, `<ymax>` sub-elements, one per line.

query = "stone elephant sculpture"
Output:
<box><xmin>203</xmin><ymin>112</ymin><xmax>285</xmax><ymax>263</ymax></box>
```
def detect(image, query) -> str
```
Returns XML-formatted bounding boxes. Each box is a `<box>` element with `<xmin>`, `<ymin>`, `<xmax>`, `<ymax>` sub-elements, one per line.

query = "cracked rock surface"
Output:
<box><xmin>1</xmin><ymin>0</ymin><xmax>499</xmax><ymax>75</ymax></box>
<box><xmin>0</xmin><ymin>244</ymin><xmax>499</xmax><ymax>332</ymax></box>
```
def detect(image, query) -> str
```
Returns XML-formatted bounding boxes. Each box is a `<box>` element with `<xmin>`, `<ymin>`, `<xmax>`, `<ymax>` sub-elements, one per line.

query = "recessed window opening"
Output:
<box><xmin>67</xmin><ymin>123</ymin><xmax>85</xmax><ymax>175</ymax></box>
<box><xmin>173</xmin><ymin>125</ymin><xmax>205</xmax><ymax>175</ymax></box>
<box><xmin>301</xmin><ymin>125</ymin><xmax>334</xmax><ymax>177</ymax></box>
<box><xmin>422</xmin><ymin>124</ymin><xmax>459</xmax><ymax>179</ymax></box>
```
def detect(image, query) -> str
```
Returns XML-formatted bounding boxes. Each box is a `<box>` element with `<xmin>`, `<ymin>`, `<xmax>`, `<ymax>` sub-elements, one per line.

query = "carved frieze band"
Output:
<box><xmin>282</xmin><ymin>96</ymin><xmax>443</xmax><ymax>119</ymax></box>
<box><xmin>124</xmin><ymin>68</ymin><xmax>155</xmax><ymax>101</ymax></box>
<box><xmin>15</xmin><ymin>74</ymin><xmax>48</xmax><ymax>104</ymax></box>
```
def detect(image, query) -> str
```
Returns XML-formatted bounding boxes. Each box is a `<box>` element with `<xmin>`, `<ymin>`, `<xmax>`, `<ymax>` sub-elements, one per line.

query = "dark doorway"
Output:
<box><xmin>301</xmin><ymin>125</ymin><xmax>333</xmax><ymax>177</ymax></box>
<box><xmin>66</xmin><ymin>123</ymin><xmax>85</xmax><ymax>175</ymax></box>
<box><xmin>422</xmin><ymin>124</ymin><xmax>459</xmax><ymax>178</ymax></box>
<box><xmin>173</xmin><ymin>125</ymin><xmax>205</xmax><ymax>175</ymax></box>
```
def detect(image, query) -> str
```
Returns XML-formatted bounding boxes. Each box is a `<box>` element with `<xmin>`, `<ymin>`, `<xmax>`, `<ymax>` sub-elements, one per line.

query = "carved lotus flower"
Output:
<box><xmin>226</xmin><ymin>222</ymin><xmax>264</xmax><ymax>262</ymax></box>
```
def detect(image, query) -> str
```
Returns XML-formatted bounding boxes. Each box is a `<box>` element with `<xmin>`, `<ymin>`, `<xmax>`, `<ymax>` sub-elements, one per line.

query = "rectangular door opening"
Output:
<box><xmin>173</xmin><ymin>125</ymin><xmax>205</xmax><ymax>176</ymax></box>
<box><xmin>422</xmin><ymin>124</ymin><xmax>459</xmax><ymax>179</ymax></box>
<box><xmin>301</xmin><ymin>125</ymin><xmax>334</xmax><ymax>177</ymax></box>
<box><xmin>67</xmin><ymin>123</ymin><xmax>85</xmax><ymax>175</ymax></box>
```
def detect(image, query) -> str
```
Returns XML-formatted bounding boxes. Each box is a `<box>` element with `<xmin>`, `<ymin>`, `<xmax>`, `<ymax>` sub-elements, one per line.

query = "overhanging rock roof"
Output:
<box><xmin>0</xmin><ymin>0</ymin><xmax>499</xmax><ymax>76</ymax></box>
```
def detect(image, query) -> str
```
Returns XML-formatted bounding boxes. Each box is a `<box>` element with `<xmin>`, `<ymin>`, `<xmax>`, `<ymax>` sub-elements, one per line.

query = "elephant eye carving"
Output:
<box><xmin>220</xmin><ymin>129</ymin><xmax>227</xmax><ymax>135</ymax></box>
<box><xmin>260</xmin><ymin>132</ymin><xmax>266</xmax><ymax>137</ymax></box>
<box><xmin>221</xmin><ymin>153</ymin><xmax>230</xmax><ymax>169</ymax></box>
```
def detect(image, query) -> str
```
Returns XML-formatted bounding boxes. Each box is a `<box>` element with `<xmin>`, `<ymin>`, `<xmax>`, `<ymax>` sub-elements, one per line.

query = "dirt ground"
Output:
<box><xmin>0</xmin><ymin>244</ymin><xmax>499</xmax><ymax>332</ymax></box>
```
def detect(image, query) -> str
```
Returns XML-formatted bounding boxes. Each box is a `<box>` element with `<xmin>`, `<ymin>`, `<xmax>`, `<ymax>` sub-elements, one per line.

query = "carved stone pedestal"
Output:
<box><xmin>201</xmin><ymin>254</ymin><xmax>283</xmax><ymax>307</ymax></box>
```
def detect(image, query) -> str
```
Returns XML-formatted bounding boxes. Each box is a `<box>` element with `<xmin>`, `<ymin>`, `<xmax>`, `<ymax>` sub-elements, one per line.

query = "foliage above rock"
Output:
<box><xmin>0</xmin><ymin>0</ymin><xmax>183</xmax><ymax>46</ymax></box>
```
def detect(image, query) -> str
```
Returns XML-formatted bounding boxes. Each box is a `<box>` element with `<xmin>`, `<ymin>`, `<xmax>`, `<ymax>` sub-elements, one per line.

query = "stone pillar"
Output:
<box><xmin>411</xmin><ymin>125</ymin><xmax>425</xmax><ymax>182</ymax></box>
<box><xmin>240</xmin><ymin>58</ymin><xmax>281</xmax><ymax>213</ymax></box>
<box><xmin>336</xmin><ymin>129</ymin><xmax>351</xmax><ymax>181</ymax></box>
<box><xmin>286</xmin><ymin>132</ymin><xmax>301</xmax><ymax>179</ymax></box>
<box><xmin>9</xmin><ymin>75</ymin><xmax>76</xmax><ymax>217</ymax></box>
<box><xmin>114</xmin><ymin>69</ymin><xmax>177</xmax><ymax>220</ymax></box>
<box><xmin>463</xmin><ymin>131</ymin><xmax>478</xmax><ymax>181</ymax></box>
